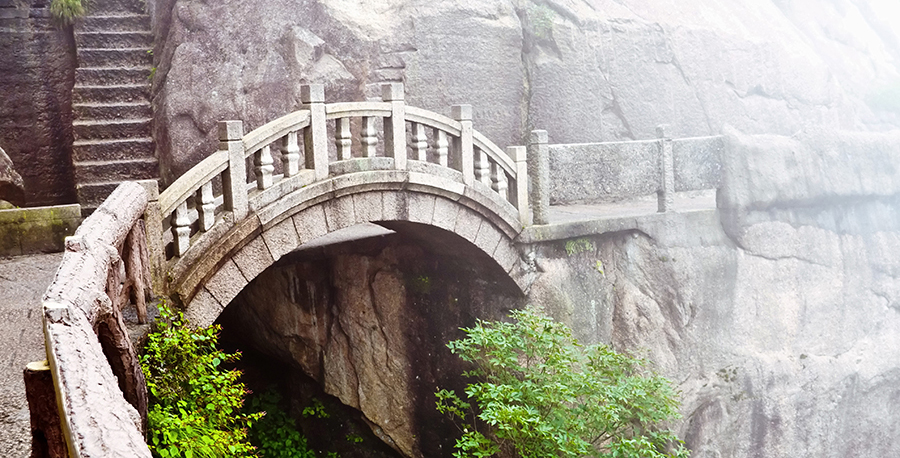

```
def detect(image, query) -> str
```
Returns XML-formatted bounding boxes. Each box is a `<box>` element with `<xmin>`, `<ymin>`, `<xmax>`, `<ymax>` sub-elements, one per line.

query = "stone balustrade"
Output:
<box><xmin>148</xmin><ymin>83</ymin><xmax>531</xmax><ymax>287</ymax></box>
<box><xmin>528</xmin><ymin>127</ymin><xmax>724</xmax><ymax>222</ymax></box>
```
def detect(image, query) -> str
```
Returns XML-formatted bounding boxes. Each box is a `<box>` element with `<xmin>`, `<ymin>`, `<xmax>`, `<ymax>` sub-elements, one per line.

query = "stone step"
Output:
<box><xmin>75</xmin><ymin>67</ymin><xmax>151</xmax><ymax>85</ymax></box>
<box><xmin>78</xmin><ymin>47</ymin><xmax>151</xmax><ymax>68</ymax></box>
<box><xmin>74</xmin><ymin>158</ymin><xmax>159</xmax><ymax>184</ymax></box>
<box><xmin>72</xmin><ymin>137</ymin><xmax>154</xmax><ymax>162</ymax></box>
<box><xmin>75</xmin><ymin>31</ymin><xmax>152</xmax><ymax>48</ymax></box>
<box><xmin>78</xmin><ymin>14</ymin><xmax>150</xmax><ymax>33</ymax></box>
<box><xmin>73</xmin><ymin>83</ymin><xmax>149</xmax><ymax>103</ymax></box>
<box><xmin>83</xmin><ymin>0</ymin><xmax>146</xmax><ymax>15</ymax></box>
<box><xmin>74</xmin><ymin>101</ymin><xmax>151</xmax><ymax>120</ymax></box>
<box><xmin>73</xmin><ymin>118</ymin><xmax>151</xmax><ymax>140</ymax></box>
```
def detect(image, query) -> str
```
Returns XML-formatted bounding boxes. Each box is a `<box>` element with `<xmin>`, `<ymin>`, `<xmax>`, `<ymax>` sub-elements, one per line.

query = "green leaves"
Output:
<box><xmin>436</xmin><ymin>307</ymin><xmax>689</xmax><ymax>458</ymax></box>
<box><xmin>141</xmin><ymin>303</ymin><xmax>261</xmax><ymax>458</ymax></box>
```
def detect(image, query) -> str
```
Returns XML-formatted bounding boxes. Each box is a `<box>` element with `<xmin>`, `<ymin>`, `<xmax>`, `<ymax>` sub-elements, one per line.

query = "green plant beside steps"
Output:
<box><xmin>50</xmin><ymin>0</ymin><xmax>84</xmax><ymax>25</ymax></box>
<box><xmin>436</xmin><ymin>307</ymin><xmax>689</xmax><ymax>458</ymax></box>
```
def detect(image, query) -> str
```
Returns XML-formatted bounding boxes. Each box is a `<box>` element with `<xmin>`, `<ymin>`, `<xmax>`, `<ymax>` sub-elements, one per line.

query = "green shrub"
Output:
<box><xmin>246</xmin><ymin>388</ymin><xmax>317</xmax><ymax>458</ymax></box>
<box><xmin>436</xmin><ymin>308</ymin><xmax>689</xmax><ymax>458</ymax></box>
<box><xmin>50</xmin><ymin>0</ymin><xmax>85</xmax><ymax>25</ymax></box>
<box><xmin>141</xmin><ymin>304</ymin><xmax>262</xmax><ymax>458</ymax></box>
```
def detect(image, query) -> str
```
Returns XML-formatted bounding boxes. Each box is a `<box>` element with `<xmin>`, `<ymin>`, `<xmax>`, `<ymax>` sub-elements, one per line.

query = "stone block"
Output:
<box><xmin>255</xmin><ymin>176</ymin><xmax>331</xmax><ymax>228</ymax></box>
<box><xmin>492</xmin><ymin>238</ymin><xmax>521</xmax><ymax>274</ymax></box>
<box><xmin>324</xmin><ymin>195</ymin><xmax>355</xmax><ymax>232</ymax></box>
<box><xmin>203</xmin><ymin>259</ymin><xmax>247</xmax><ymax>308</ymax></box>
<box><xmin>431</xmin><ymin>197</ymin><xmax>461</xmax><ymax>232</ymax></box>
<box><xmin>453</xmin><ymin>207</ymin><xmax>483</xmax><ymax>243</ymax></box>
<box><xmin>353</xmin><ymin>192</ymin><xmax>383</xmax><ymax>223</ymax></box>
<box><xmin>381</xmin><ymin>191</ymin><xmax>407</xmax><ymax>221</ymax></box>
<box><xmin>183</xmin><ymin>287</ymin><xmax>224</xmax><ymax>328</ymax></box>
<box><xmin>294</xmin><ymin>205</ymin><xmax>329</xmax><ymax>243</ymax></box>
<box><xmin>406</xmin><ymin>193</ymin><xmax>436</xmax><ymax>225</ymax></box>
<box><xmin>261</xmin><ymin>216</ymin><xmax>301</xmax><ymax>261</ymax></box>
<box><xmin>473</xmin><ymin>220</ymin><xmax>503</xmax><ymax>257</ymax></box>
<box><xmin>232</xmin><ymin>235</ymin><xmax>274</xmax><ymax>282</ymax></box>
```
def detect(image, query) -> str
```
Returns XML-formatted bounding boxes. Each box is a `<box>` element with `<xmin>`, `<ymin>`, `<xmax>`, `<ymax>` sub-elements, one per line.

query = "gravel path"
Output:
<box><xmin>0</xmin><ymin>253</ymin><xmax>62</xmax><ymax>457</ymax></box>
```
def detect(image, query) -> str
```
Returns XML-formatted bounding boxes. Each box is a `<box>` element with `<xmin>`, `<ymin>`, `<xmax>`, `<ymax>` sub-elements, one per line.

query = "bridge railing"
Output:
<box><xmin>149</xmin><ymin>83</ymin><xmax>530</xmax><ymax>274</ymax></box>
<box><xmin>527</xmin><ymin>126</ymin><xmax>723</xmax><ymax>223</ymax></box>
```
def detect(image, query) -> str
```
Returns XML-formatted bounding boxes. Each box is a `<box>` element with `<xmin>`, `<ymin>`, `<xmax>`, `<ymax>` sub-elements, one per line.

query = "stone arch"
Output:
<box><xmin>175</xmin><ymin>178</ymin><xmax>530</xmax><ymax>327</ymax></box>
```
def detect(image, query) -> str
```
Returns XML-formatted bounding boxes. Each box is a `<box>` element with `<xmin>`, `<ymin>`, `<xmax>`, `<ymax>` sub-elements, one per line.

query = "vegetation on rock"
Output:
<box><xmin>50</xmin><ymin>0</ymin><xmax>84</xmax><ymax>25</ymax></box>
<box><xmin>436</xmin><ymin>307</ymin><xmax>689</xmax><ymax>458</ymax></box>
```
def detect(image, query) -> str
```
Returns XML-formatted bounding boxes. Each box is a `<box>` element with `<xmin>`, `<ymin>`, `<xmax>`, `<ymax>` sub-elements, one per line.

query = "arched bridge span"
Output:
<box><xmin>146</xmin><ymin>83</ymin><xmax>534</xmax><ymax>325</ymax></box>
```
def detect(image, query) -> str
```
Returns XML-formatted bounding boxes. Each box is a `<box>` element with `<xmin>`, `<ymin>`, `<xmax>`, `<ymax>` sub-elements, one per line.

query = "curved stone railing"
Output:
<box><xmin>39</xmin><ymin>181</ymin><xmax>154</xmax><ymax>457</ymax></box>
<box><xmin>147</xmin><ymin>83</ymin><xmax>531</xmax><ymax>296</ymax></box>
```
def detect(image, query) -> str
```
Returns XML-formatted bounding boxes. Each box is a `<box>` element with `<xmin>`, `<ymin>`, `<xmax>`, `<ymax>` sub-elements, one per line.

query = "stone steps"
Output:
<box><xmin>74</xmin><ymin>101</ymin><xmax>151</xmax><ymax>120</ymax></box>
<box><xmin>75</xmin><ymin>67</ymin><xmax>151</xmax><ymax>85</ymax></box>
<box><xmin>72</xmin><ymin>137</ymin><xmax>154</xmax><ymax>162</ymax></box>
<box><xmin>73</xmin><ymin>118</ymin><xmax>151</xmax><ymax>140</ymax></box>
<box><xmin>73</xmin><ymin>158</ymin><xmax>159</xmax><ymax>183</ymax></box>
<box><xmin>77</xmin><ymin>47</ymin><xmax>152</xmax><ymax>67</ymax></box>
<box><xmin>79</xmin><ymin>14</ymin><xmax>149</xmax><ymax>32</ymax></box>
<box><xmin>75</xmin><ymin>31</ymin><xmax>152</xmax><ymax>48</ymax></box>
<box><xmin>72</xmin><ymin>0</ymin><xmax>156</xmax><ymax>210</ymax></box>
<box><xmin>73</xmin><ymin>84</ymin><xmax>150</xmax><ymax>103</ymax></box>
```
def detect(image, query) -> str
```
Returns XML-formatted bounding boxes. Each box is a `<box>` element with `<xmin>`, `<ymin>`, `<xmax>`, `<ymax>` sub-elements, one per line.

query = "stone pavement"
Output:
<box><xmin>0</xmin><ymin>252</ymin><xmax>60</xmax><ymax>458</ymax></box>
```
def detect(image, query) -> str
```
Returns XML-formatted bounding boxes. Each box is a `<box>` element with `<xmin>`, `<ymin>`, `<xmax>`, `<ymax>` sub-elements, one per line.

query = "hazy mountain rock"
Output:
<box><xmin>0</xmin><ymin>145</ymin><xmax>25</xmax><ymax>207</ymax></box>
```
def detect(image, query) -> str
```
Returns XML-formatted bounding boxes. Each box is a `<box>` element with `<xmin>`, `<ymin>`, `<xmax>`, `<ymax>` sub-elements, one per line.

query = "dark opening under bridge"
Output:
<box><xmin>34</xmin><ymin>83</ymin><xmax>722</xmax><ymax>457</ymax></box>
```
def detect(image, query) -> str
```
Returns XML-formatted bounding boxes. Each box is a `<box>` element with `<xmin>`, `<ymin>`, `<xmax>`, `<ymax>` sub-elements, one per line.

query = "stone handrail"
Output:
<box><xmin>528</xmin><ymin>127</ymin><xmax>723</xmax><ymax>222</ymax></box>
<box><xmin>150</xmin><ymin>83</ymin><xmax>531</xmax><ymax>276</ymax></box>
<box><xmin>40</xmin><ymin>181</ymin><xmax>154</xmax><ymax>457</ymax></box>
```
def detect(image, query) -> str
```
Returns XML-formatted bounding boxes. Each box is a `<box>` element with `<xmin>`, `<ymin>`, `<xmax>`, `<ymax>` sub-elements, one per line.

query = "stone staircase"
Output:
<box><xmin>72</xmin><ymin>0</ymin><xmax>156</xmax><ymax>211</ymax></box>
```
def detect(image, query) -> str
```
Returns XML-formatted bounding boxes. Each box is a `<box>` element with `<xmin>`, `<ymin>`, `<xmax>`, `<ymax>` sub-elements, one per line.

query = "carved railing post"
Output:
<box><xmin>335</xmin><ymin>118</ymin><xmax>352</xmax><ymax>160</ymax></box>
<box><xmin>657</xmin><ymin>125</ymin><xmax>674</xmax><ymax>213</ymax></box>
<box><xmin>302</xmin><ymin>84</ymin><xmax>328</xmax><ymax>180</ymax></box>
<box><xmin>382</xmin><ymin>83</ymin><xmax>407</xmax><ymax>170</ymax></box>
<box><xmin>508</xmin><ymin>145</ymin><xmax>531</xmax><ymax>226</ymax></box>
<box><xmin>140</xmin><ymin>180</ymin><xmax>165</xmax><ymax>295</ymax></box>
<box><xmin>282</xmin><ymin>130</ymin><xmax>301</xmax><ymax>176</ymax></box>
<box><xmin>451</xmin><ymin>104</ymin><xmax>474</xmax><ymax>185</ymax></box>
<box><xmin>411</xmin><ymin>122</ymin><xmax>427</xmax><ymax>161</ymax></box>
<box><xmin>433</xmin><ymin>129</ymin><xmax>449</xmax><ymax>167</ymax></box>
<box><xmin>528</xmin><ymin>130</ymin><xmax>549</xmax><ymax>225</ymax></box>
<box><xmin>220</xmin><ymin>120</ymin><xmax>248</xmax><ymax>220</ymax></box>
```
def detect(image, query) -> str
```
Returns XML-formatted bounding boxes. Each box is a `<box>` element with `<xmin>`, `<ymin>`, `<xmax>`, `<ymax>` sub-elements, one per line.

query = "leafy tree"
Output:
<box><xmin>436</xmin><ymin>308</ymin><xmax>689</xmax><ymax>458</ymax></box>
<box><xmin>246</xmin><ymin>387</ymin><xmax>317</xmax><ymax>458</ymax></box>
<box><xmin>141</xmin><ymin>304</ymin><xmax>262</xmax><ymax>458</ymax></box>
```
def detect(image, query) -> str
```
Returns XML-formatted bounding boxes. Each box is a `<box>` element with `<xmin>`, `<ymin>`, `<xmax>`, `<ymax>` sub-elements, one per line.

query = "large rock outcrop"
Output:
<box><xmin>528</xmin><ymin>129</ymin><xmax>900</xmax><ymax>458</ymax></box>
<box><xmin>149</xmin><ymin>0</ymin><xmax>900</xmax><ymax>184</ymax></box>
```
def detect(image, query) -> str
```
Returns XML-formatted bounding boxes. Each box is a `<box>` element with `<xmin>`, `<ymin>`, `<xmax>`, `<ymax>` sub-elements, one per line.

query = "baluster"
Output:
<box><xmin>362</xmin><ymin>116</ymin><xmax>377</xmax><ymax>157</ymax></box>
<box><xmin>282</xmin><ymin>131</ymin><xmax>301</xmax><ymax>176</ymax></box>
<box><xmin>197</xmin><ymin>181</ymin><xmax>215</xmax><ymax>232</ymax></box>
<box><xmin>491</xmin><ymin>162</ymin><xmax>508</xmax><ymax>201</ymax></box>
<box><xmin>335</xmin><ymin>117</ymin><xmax>352</xmax><ymax>160</ymax></box>
<box><xmin>172</xmin><ymin>201</ymin><xmax>191</xmax><ymax>257</ymax></box>
<box><xmin>475</xmin><ymin>148</ymin><xmax>491</xmax><ymax>185</ymax></box>
<box><xmin>412</xmin><ymin>122</ymin><xmax>427</xmax><ymax>161</ymax></box>
<box><xmin>433</xmin><ymin>129</ymin><xmax>449</xmax><ymax>167</ymax></box>
<box><xmin>254</xmin><ymin>144</ymin><xmax>274</xmax><ymax>190</ymax></box>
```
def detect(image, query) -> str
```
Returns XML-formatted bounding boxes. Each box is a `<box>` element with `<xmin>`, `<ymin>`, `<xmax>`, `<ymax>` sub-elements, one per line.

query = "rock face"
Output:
<box><xmin>528</xmin><ymin>130</ymin><xmax>900</xmax><ymax>458</ymax></box>
<box><xmin>0</xmin><ymin>0</ymin><xmax>77</xmax><ymax>206</ymax></box>
<box><xmin>149</xmin><ymin>0</ymin><xmax>900</xmax><ymax>184</ymax></box>
<box><xmin>0</xmin><ymin>145</ymin><xmax>25</xmax><ymax>206</ymax></box>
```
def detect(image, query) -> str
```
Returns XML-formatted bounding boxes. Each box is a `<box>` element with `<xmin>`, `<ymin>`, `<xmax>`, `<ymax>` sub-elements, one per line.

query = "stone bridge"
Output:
<box><xmin>31</xmin><ymin>83</ymin><xmax>723</xmax><ymax>457</ymax></box>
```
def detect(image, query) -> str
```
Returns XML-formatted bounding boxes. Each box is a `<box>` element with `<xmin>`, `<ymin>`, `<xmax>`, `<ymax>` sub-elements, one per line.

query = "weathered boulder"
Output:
<box><xmin>149</xmin><ymin>0</ymin><xmax>900</xmax><ymax>184</ymax></box>
<box><xmin>0</xmin><ymin>145</ymin><xmax>25</xmax><ymax>207</ymax></box>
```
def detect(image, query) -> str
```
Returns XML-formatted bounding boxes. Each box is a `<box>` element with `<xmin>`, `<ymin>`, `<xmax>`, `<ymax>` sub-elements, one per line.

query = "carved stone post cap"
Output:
<box><xmin>218</xmin><ymin>120</ymin><xmax>243</xmax><ymax>141</ymax></box>
<box><xmin>301</xmin><ymin>84</ymin><xmax>325</xmax><ymax>103</ymax></box>
<box><xmin>656</xmin><ymin>124</ymin><xmax>669</xmax><ymax>139</ymax></box>
<box><xmin>451</xmin><ymin>104</ymin><xmax>472</xmax><ymax>121</ymax></box>
<box><xmin>382</xmin><ymin>83</ymin><xmax>404</xmax><ymax>101</ymax></box>
<box><xmin>508</xmin><ymin>145</ymin><xmax>527</xmax><ymax>162</ymax></box>
<box><xmin>529</xmin><ymin>130</ymin><xmax>548</xmax><ymax>145</ymax></box>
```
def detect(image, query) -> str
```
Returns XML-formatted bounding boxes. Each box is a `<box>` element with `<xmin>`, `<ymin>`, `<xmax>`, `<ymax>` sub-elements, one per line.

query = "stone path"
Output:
<box><xmin>0</xmin><ymin>253</ymin><xmax>61</xmax><ymax>458</ymax></box>
<box><xmin>72</xmin><ymin>0</ymin><xmax>156</xmax><ymax>211</ymax></box>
